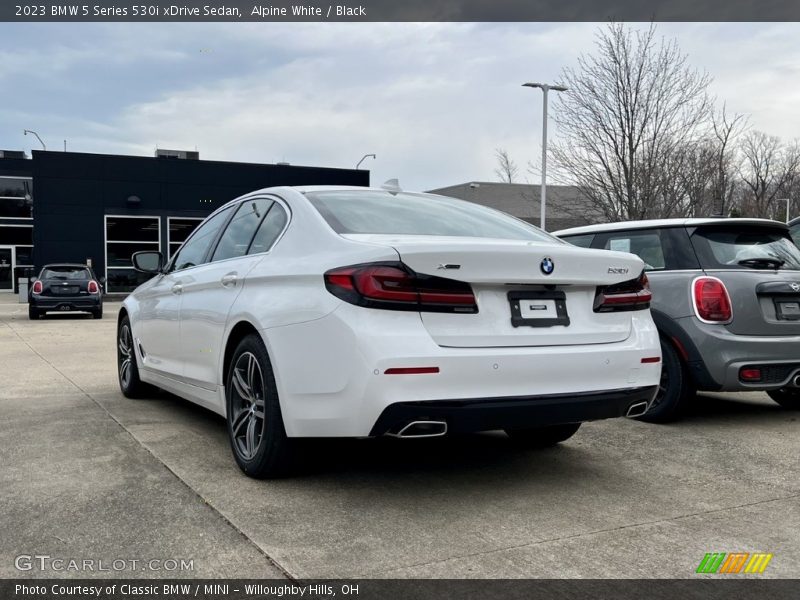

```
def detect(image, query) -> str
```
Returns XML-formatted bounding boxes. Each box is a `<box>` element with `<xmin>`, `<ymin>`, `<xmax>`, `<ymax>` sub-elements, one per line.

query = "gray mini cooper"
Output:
<box><xmin>555</xmin><ymin>218</ymin><xmax>800</xmax><ymax>422</ymax></box>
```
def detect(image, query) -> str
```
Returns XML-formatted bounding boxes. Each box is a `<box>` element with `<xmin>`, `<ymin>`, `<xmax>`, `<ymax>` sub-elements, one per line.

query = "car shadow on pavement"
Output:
<box><xmin>680</xmin><ymin>392</ymin><xmax>796</xmax><ymax>423</ymax></box>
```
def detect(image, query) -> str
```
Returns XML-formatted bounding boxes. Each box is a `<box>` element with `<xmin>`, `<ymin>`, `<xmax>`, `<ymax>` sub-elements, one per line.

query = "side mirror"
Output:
<box><xmin>132</xmin><ymin>251</ymin><xmax>164</xmax><ymax>274</ymax></box>
<box><xmin>99</xmin><ymin>276</ymin><xmax>107</xmax><ymax>284</ymax></box>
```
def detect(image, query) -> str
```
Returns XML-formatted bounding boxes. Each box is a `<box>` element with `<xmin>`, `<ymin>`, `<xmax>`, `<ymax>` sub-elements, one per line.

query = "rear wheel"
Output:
<box><xmin>226</xmin><ymin>333</ymin><xmax>295</xmax><ymax>478</ymax></box>
<box><xmin>28</xmin><ymin>306</ymin><xmax>40</xmax><ymax>320</ymax></box>
<box><xmin>117</xmin><ymin>315</ymin><xmax>155</xmax><ymax>399</ymax></box>
<box><xmin>504</xmin><ymin>423</ymin><xmax>581</xmax><ymax>448</ymax></box>
<box><xmin>768</xmin><ymin>388</ymin><xmax>800</xmax><ymax>410</ymax></box>
<box><xmin>636</xmin><ymin>338</ymin><xmax>693</xmax><ymax>423</ymax></box>
<box><xmin>92</xmin><ymin>307</ymin><xmax>103</xmax><ymax>319</ymax></box>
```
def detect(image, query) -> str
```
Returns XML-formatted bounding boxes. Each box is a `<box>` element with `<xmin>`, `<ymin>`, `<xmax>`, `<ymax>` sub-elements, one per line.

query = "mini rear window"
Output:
<box><xmin>41</xmin><ymin>266</ymin><xmax>91</xmax><ymax>280</ymax></box>
<box><xmin>691</xmin><ymin>226</ymin><xmax>800</xmax><ymax>271</ymax></box>
<box><xmin>305</xmin><ymin>190</ymin><xmax>556</xmax><ymax>243</ymax></box>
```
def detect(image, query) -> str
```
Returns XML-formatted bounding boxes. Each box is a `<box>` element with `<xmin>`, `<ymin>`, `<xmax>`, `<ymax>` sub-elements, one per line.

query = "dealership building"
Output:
<box><xmin>0</xmin><ymin>150</ymin><xmax>368</xmax><ymax>294</ymax></box>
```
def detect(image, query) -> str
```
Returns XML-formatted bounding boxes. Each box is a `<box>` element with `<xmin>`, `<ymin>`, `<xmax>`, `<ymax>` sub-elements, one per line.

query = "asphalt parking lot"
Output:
<box><xmin>1</xmin><ymin>296</ymin><xmax>798</xmax><ymax>579</ymax></box>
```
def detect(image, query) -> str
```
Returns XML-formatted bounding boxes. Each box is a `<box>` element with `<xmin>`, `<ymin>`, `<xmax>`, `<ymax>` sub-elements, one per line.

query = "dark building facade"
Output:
<box><xmin>0</xmin><ymin>150</ymin><xmax>34</xmax><ymax>292</ymax></box>
<box><xmin>0</xmin><ymin>150</ymin><xmax>368</xmax><ymax>294</ymax></box>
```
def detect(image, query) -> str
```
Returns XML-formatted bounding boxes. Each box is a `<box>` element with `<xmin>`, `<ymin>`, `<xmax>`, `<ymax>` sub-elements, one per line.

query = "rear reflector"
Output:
<box><xmin>641</xmin><ymin>357</ymin><xmax>661</xmax><ymax>364</ymax></box>
<box><xmin>739</xmin><ymin>368</ymin><xmax>762</xmax><ymax>382</ymax></box>
<box><xmin>594</xmin><ymin>272</ymin><xmax>652</xmax><ymax>312</ymax></box>
<box><xmin>384</xmin><ymin>367</ymin><xmax>440</xmax><ymax>375</ymax></box>
<box><xmin>692</xmin><ymin>276</ymin><xmax>732</xmax><ymax>323</ymax></box>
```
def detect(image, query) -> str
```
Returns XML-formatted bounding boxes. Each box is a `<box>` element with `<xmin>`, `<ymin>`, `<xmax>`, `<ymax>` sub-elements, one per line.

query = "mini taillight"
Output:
<box><xmin>31</xmin><ymin>280</ymin><xmax>42</xmax><ymax>294</ymax></box>
<box><xmin>594</xmin><ymin>272</ymin><xmax>652</xmax><ymax>312</ymax></box>
<box><xmin>87</xmin><ymin>280</ymin><xmax>100</xmax><ymax>294</ymax></box>
<box><xmin>324</xmin><ymin>263</ymin><xmax>477</xmax><ymax>313</ymax></box>
<box><xmin>692</xmin><ymin>276</ymin><xmax>732</xmax><ymax>323</ymax></box>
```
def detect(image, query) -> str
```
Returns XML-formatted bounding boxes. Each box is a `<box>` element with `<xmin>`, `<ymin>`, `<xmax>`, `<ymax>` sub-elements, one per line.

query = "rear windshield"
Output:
<box><xmin>691</xmin><ymin>226</ymin><xmax>800</xmax><ymax>270</ymax></box>
<box><xmin>305</xmin><ymin>190</ymin><xmax>556</xmax><ymax>243</ymax></box>
<box><xmin>41</xmin><ymin>266</ymin><xmax>91</xmax><ymax>280</ymax></box>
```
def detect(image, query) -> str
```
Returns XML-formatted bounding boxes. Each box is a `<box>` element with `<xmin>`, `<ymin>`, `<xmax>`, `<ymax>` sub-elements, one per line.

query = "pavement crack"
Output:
<box><xmin>4</xmin><ymin>319</ymin><xmax>296</xmax><ymax>582</ymax></box>
<box><xmin>372</xmin><ymin>491</ymin><xmax>800</xmax><ymax>576</ymax></box>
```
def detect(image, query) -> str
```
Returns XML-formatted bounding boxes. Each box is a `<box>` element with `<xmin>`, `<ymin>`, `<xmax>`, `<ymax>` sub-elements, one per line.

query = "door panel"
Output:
<box><xmin>135</xmin><ymin>273</ymin><xmax>183</xmax><ymax>379</ymax></box>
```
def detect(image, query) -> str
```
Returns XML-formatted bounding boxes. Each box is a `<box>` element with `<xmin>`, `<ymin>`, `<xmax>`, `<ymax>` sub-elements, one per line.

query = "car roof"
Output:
<box><xmin>790</xmin><ymin>216</ymin><xmax>800</xmax><ymax>227</ymax></box>
<box><xmin>41</xmin><ymin>263</ymin><xmax>92</xmax><ymax>269</ymax></box>
<box><xmin>553</xmin><ymin>218</ymin><xmax>789</xmax><ymax>237</ymax></box>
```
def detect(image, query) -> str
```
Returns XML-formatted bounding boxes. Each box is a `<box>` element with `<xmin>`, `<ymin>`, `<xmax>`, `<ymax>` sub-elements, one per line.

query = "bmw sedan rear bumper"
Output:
<box><xmin>369</xmin><ymin>386</ymin><xmax>659</xmax><ymax>436</ymax></box>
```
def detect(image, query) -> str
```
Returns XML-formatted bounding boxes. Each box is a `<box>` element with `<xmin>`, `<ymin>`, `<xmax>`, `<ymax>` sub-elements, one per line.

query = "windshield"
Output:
<box><xmin>41</xmin><ymin>266</ymin><xmax>91</xmax><ymax>280</ymax></box>
<box><xmin>305</xmin><ymin>190</ymin><xmax>557</xmax><ymax>243</ymax></box>
<box><xmin>691</xmin><ymin>226</ymin><xmax>800</xmax><ymax>270</ymax></box>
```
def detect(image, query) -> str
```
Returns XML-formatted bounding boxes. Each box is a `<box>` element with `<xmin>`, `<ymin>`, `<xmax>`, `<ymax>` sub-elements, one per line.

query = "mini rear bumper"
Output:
<box><xmin>30</xmin><ymin>295</ymin><xmax>102</xmax><ymax>311</ymax></box>
<box><xmin>369</xmin><ymin>386</ymin><xmax>659</xmax><ymax>436</ymax></box>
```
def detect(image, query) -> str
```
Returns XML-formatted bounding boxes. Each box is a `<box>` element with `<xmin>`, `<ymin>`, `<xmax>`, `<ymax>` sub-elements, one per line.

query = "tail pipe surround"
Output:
<box><xmin>388</xmin><ymin>420</ymin><xmax>448</xmax><ymax>438</ymax></box>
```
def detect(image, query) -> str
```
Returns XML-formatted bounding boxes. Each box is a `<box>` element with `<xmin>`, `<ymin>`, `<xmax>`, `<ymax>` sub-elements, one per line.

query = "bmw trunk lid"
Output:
<box><xmin>343</xmin><ymin>235</ymin><xmax>647</xmax><ymax>348</ymax></box>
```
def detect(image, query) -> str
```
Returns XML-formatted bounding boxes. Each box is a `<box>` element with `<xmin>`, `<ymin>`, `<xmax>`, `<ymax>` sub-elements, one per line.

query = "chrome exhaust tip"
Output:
<box><xmin>626</xmin><ymin>401</ymin><xmax>649</xmax><ymax>418</ymax></box>
<box><xmin>388</xmin><ymin>420</ymin><xmax>448</xmax><ymax>438</ymax></box>
<box><xmin>793</xmin><ymin>374</ymin><xmax>800</xmax><ymax>388</ymax></box>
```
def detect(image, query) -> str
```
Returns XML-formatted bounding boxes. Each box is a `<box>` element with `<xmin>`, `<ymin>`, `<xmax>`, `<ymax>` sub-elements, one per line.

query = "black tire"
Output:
<box><xmin>28</xmin><ymin>306</ymin><xmax>40</xmax><ymax>320</ymax></box>
<box><xmin>768</xmin><ymin>388</ymin><xmax>800</xmax><ymax>410</ymax></box>
<box><xmin>117</xmin><ymin>315</ymin><xmax>155</xmax><ymax>399</ymax></box>
<box><xmin>635</xmin><ymin>338</ymin><xmax>693</xmax><ymax>423</ymax></box>
<box><xmin>504</xmin><ymin>423</ymin><xmax>581</xmax><ymax>448</ymax></box>
<box><xmin>226</xmin><ymin>333</ymin><xmax>295</xmax><ymax>478</ymax></box>
<box><xmin>92</xmin><ymin>307</ymin><xmax>103</xmax><ymax>320</ymax></box>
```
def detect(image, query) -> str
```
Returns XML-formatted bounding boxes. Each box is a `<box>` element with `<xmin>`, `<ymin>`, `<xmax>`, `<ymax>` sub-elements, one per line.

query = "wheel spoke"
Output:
<box><xmin>231</xmin><ymin>408</ymin><xmax>250</xmax><ymax>437</ymax></box>
<box><xmin>245</xmin><ymin>415</ymin><xmax>257</xmax><ymax>458</ymax></box>
<box><xmin>252</xmin><ymin>398</ymin><xmax>265</xmax><ymax>419</ymax></box>
<box><xmin>232</xmin><ymin>368</ymin><xmax>252</xmax><ymax>401</ymax></box>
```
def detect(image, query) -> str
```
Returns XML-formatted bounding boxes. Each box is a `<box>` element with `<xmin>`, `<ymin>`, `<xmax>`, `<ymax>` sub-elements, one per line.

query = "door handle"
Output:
<box><xmin>171</xmin><ymin>284</ymin><xmax>183</xmax><ymax>295</ymax></box>
<box><xmin>221</xmin><ymin>274</ymin><xmax>238</xmax><ymax>288</ymax></box>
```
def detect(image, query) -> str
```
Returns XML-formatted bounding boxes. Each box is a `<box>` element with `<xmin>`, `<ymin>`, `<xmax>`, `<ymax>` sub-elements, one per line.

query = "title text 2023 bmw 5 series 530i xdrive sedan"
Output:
<box><xmin>117</xmin><ymin>186</ymin><xmax>661</xmax><ymax>477</ymax></box>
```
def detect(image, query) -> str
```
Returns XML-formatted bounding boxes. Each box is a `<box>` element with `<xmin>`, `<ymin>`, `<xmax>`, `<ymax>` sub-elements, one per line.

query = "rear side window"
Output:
<box><xmin>41</xmin><ymin>266</ymin><xmax>90</xmax><ymax>280</ymax></box>
<box><xmin>248</xmin><ymin>203</ymin><xmax>288</xmax><ymax>255</ymax></box>
<box><xmin>212</xmin><ymin>199</ymin><xmax>274</xmax><ymax>262</ymax></box>
<box><xmin>306</xmin><ymin>190</ymin><xmax>556</xmax><ymax>243</ymax></box>
<box><xmin>691</xmin><ymin>226</ymin><xmax>800</xmax><ymax>271</ymax></box>
<box><xmin>790</xmin><ymin>222</ymin><xmax>800</xmax><ymax>248</ymax></box>
<box><xmin>603</xmin><ymin>232</ymin><xmax>666</xmax><ymax>271</ymax></box>
<box><xmin>562</xmin><ymin>234</ymin><xmax>594</xmax><ymax>248</ymax></box>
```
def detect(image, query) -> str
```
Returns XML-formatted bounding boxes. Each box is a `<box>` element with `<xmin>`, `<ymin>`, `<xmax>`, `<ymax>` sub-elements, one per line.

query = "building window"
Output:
<box><xmin>0</xmin><ymin>176</ymin><xmax>33</xmax><ymax>219</ymax></box>
<box><xmin>105</xmin><ymin>215</ymin><xmax>160</xmax><ymax>293</ymax></box>
<box><xmin>0</xmin><ymin>225</ymin><xmax>33</xmax><ymax>246</ymax></box>
<box><xmin>167</xmin><ymin>217</ymin><xmax>204</xmax><ymax>259</ymax></box>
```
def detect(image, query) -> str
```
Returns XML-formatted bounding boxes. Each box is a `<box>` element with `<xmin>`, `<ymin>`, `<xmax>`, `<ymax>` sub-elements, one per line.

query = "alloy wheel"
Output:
<box><xmin>229</xmin><ymin>351</ymin><xmax>267</xmax><ymax>460</ymax></box>
<box><xmin>118</xmin><ymin>324</ymin><xmax>133</xmax><ymax>388</ymax></box>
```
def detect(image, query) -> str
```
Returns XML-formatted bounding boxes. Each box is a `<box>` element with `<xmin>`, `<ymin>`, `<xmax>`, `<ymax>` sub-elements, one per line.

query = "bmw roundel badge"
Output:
<box><xmin>540</xmin><ymin>257</ymin><xmax>555</xmax><ymax>275</ymax></box>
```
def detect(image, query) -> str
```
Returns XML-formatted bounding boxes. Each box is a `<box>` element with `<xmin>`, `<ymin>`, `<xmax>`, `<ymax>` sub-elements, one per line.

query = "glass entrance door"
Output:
<box><xmin>0</xmin><ymin>247</ymin><xmax>13</xmax><ymax>292</ymax></box>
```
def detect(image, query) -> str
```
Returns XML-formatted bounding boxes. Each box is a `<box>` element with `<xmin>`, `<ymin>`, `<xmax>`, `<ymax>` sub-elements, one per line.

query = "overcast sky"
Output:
<box><xmin>2</xmin><ymin>22</ymin><xmax>800</xmax><ymax>190</ymax></box>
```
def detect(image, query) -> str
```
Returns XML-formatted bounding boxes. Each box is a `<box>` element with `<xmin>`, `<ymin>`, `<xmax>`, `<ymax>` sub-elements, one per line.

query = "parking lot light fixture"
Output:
<box><xmin>522</xmin><ymin>82</ymin><xmax>567</xmax><ymax>231</ymax></box>
<box><xmin>23</xmin><ymin>129</ymin><xmax>46</xmax><ymax>151</ymax></box>
<box><xmin>356</xmin><ymin>154</ymin><xmax>376</xmax><ymax>170</ymax></box>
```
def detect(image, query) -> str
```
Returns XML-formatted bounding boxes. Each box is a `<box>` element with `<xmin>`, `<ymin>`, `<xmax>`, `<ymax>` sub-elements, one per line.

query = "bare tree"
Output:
<box><xmin>494</xmin><ymin>148</ymin><xmax>519</xmax><ymax>183</ymax></box>
<box><xmin>736</xmin><ymin>131</ymin><xmax>800</xmax><ymax>219</ymax></box>
<box><xmin>550</xmin><ymin>23</ymin><xmax>713</xmax><ymax>221</ymax></box>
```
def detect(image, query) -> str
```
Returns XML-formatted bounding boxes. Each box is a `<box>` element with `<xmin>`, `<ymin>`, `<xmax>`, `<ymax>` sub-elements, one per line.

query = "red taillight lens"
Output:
<box><xmin>324</xmin><ymin>263</ymin><xmax>477</xmax><ymax>313</ymax></box>
<box><xmin>692</xmin><ymin>277</ymin><xmax>732</xmax><ymax>323</ymax></box>
<box><xmin>87</xmin><ymin>280</ymin><xmax>99</xmax><ymax>294</ymax></box>
<box><xmin>594</xmin><ymin>272</ymin><xmax>652</xmax><ymax>312</ymax></box>
<box><xmin>31</xmin><ymin>280</ymin><xmax>42</xmax><ymax>294</ymax></box>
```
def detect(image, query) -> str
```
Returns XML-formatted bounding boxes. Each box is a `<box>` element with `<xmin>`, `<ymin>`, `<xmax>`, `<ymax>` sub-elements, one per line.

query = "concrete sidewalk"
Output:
<box><xmin>1</xmin><ymin>305</ymin><xmax>798</xmax><ymax>579</ymax></box>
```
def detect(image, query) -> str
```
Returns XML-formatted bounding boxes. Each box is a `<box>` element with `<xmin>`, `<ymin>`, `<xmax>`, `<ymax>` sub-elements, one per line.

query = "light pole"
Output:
<box><xmin>356</xmin><ymin>154</ymin><xmax>376</xmax><ymax>170</ymax></box>
<box><xmin>23</xmin><ymin>129</ymin><xmax>46</xmax><ymax>151</ymax></box>
<box><xmin>522</xmin><ymin>82</ymin><xmax>567</xmax><ymax>231</ymax></box>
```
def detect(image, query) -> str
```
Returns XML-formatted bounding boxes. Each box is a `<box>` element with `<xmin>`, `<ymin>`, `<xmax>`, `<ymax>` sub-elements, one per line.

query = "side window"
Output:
<box><xmin>248</xmin><ymin>203</ymin><xmax>288</xmax><ymax>255</ymax></box>
<box><xmin>212</xmin><ymin>199</ymin><xmax>274</xmax><ymax>262</ymax></box>
<box><xmin>170</xmin><ymin>207</ymin><xmax>233</xmax><ymax>272</ymax></box>
<box><xmin>790</xmin><ymin>223</ymin><xmax>800</xmax><ymax>248</ymax></box>
<box><xmin>603</xmin><ymin>231</ymin><xmax>666</xmax><ymax>271</ymax></box>
<box><xmin>561</xmin><ymin>234</ymin><xmax>594</xmax><ymax>248</ymax></box>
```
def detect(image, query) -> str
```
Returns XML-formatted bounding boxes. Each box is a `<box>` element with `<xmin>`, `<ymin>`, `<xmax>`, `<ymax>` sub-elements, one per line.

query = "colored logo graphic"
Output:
<box><xmin>540</xmin><ymin>257</ymin><xmax>555</xmax><ymax>275</ymax></box>
<box><xmin>696</xmin><ymin>552</ymin><xmax>773</xmax><ymax>574</ymax></box>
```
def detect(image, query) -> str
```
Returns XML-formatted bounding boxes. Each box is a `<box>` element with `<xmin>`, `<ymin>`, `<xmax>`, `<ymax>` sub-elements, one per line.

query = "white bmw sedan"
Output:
<box><xmin>118</xmin><ymin>186</ymin><xmax>661</xmax><ymax>477</ymax></box>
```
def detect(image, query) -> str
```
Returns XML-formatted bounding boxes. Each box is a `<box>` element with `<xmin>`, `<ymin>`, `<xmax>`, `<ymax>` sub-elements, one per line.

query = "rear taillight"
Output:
<box><xmin>31</xmin><ymin>280</ymin><xmax>42</xmax><ymax>294</ymax></box>
<box><xmin>87</xmin><ymin>280</ymin><xmax>100</xmax><ymax>294</ymax></box>
<box><xmin>594</xmin><ymin>272</ymin><xmax>652</xmax><ymax>312</ymax></box>
<box><xmin>692</xmin><ymin>276</ymin><xmax>732</xmax><ymax>323</ymax></box>
<box><xmin>324</xmin><ymin>263</ymin><xmax>478</xmax><ymax>313</ymax></box>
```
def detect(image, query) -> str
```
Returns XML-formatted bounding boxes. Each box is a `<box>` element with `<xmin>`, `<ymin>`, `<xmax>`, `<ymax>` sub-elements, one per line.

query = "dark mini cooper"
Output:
<box><xmin>29</xmin><ymin>263</ymin><xmax>104</xmax><ymax>320</ymax></box>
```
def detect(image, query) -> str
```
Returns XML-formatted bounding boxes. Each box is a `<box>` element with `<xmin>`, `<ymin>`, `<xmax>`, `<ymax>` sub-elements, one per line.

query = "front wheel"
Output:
<box><xmin>768</xmin><ymin>388</ymin><xmax>800</xmax><ymax>410</ymax></box>
<box><xmin>226</xmin><ymin>333</ymin><xmax>295</xmax><ymax>478</ymax></box>
<box><xmin>635</xmin><ymin>338</ymin><xmax>693</xmax><ymax>423</ymax></box>
<box><xmin>117</xmin><ymin>315</ymin><xmax>155</xmax><ymax>399</ymax></box>
<box><xmin>504</xmin><ymin>423</ymin><xmax>581</xmax><ymax>448</ymax></box>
